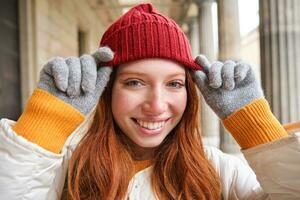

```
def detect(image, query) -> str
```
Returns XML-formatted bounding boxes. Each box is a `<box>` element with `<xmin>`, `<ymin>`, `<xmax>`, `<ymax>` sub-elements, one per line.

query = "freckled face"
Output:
<box><xmin>111</xmin><ymin>58</ymin><xmax>187</xmax><ymax>148</ymax></box>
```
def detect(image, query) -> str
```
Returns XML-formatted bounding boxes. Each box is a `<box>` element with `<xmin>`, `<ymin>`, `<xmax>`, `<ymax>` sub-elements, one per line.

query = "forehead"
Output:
<box><xmin>116</xmin><ymin>58</ymin><xmax>186</xmax><ymax>76</ymax></box>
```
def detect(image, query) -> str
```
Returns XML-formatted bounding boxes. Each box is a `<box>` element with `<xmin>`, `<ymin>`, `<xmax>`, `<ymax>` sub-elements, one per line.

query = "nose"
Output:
<box><xmin>142</xmin><ymin>87</ymin><xmax>167</xmax><ymax>115</ymax></box>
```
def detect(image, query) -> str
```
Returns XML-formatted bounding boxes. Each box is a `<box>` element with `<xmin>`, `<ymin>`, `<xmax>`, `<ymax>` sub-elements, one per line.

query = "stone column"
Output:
<box><xmin>192</xmin><ymin>0</ymin><xmax>220</xmax><ymax>148</ymax></box>
<box><xmin>189</xmin><ymin>0</ymin><xmax>220</xmax><ymax>148</ymax></box>
<box><xmin>259</xmin><ymin>0</ymin><xmax>300</xmax><ymax>124</ymax></box>
<box><xmin>217</xmin><ymin>0</ymin><xmax>241</xmax><ymax>153</ymax></box>
<box><xmin>188</xmin><ymin>17</ymin><xmax>200</xmax><ymax>56</ymax></box>
<box><xmin>19</xmin><ymin>0</ymin><xmax>38</xmax><ymax>109</ymax></box>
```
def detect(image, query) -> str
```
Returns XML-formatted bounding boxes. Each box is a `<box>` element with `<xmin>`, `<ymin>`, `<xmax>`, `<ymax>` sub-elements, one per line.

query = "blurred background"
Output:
<box><xmin>0</xmin><ymin>0</ymin><xmax>299</xmax><ymax>154</ymax></box>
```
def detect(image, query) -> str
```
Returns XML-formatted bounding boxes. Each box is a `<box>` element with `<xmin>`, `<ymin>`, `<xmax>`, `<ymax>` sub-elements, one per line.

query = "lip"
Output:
<box><xmin>132</xmin><ymin>118</ymin><xmax>170</xmax><ymax>136</ymax></box>
<box><xmin>134</xmin><ymin>117</ymin><xmax>170</xmax><ymax>122</ymax></box>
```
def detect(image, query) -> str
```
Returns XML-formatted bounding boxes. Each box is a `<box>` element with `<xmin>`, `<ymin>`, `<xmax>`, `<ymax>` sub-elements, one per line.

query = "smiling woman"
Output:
<box><xmin>1</xmin><ymin>2</ymin><xmax>300</xmax><ymax>200</ymax></box>
<box><xmin>68</xmin><ymin>58</ymin><xmax>221</xmax><ymax>199</ymax></box>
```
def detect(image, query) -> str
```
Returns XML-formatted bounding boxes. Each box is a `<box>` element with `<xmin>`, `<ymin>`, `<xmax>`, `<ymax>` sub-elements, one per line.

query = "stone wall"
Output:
<box><xmin>20</xmin><ymin>0</ymin><xmax>108</xmax><ymax>106</ymax></box>
<box><xmin>35</xmin><ymin>0</ymin><xmax>106</xmax><ymax>74</ymax></box>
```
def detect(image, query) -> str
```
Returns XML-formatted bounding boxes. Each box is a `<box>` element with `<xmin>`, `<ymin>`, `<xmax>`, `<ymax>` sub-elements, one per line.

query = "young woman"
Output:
<box><xmin>0</xmin><ymin>3</ymin><xmax>299</xmax><ymax>200</ymax></box>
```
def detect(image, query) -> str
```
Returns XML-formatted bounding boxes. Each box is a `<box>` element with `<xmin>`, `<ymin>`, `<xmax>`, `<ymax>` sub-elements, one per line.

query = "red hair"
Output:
<box><xmin>67</xmin><ymin>69</ymin><xmax>221</xmax><ymax>199</ymax></box>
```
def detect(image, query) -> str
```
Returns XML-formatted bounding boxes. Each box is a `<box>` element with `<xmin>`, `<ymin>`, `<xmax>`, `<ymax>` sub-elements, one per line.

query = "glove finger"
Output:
<box><xmin>80</xmin><ymin>54</ymin><xmax>97</xmax><ymax>93</ymax></box>
<box><xmin>221</xmin><ymin>60</ymin><xmax>235</xmax><ymax>90</ymax></box>
<box><xmin>66</xmin><ymin>57</ymin><xmax>81</xmax><ymax>97</ymax></box>
<box><xmin>195</xmin><ymin>54</ymin><xmax>210</xmax><ymax>74</ymax></box>
<box><xmin>234</xmin><ymin>62</ymin><xmax>250</xmax><ymax>83</ymax></box>
<box><xmin>241</xmin><ymin>65</ymin><xmax>258</xmax><ymax>85</ymax></box>
<box><xmin>94</xmin><ymin>66</ymin><xmax>113</xmax><ymax>99</ymax></box>
<box><xmin>92</xmin><ymin>46</ymin><xmax>114</xmax><ymax>63</ymax></box>
<box><xmin>208</xmin><ymin>61</ymin><xmax>223</xmax><ymax>88</ymax></box>
<box><xmin>193</xmin><ymin>70</ymin><xmax>208</xmax><ymax>93</ymax></box>
<box><xmin>47</xmin><ymin>57</ymin><xmax>69</xmax><ymax>92</ymax></box>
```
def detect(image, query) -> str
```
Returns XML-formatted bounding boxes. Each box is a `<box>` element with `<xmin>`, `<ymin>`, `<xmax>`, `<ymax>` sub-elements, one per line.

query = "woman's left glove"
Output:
<box><xmin>193</xmin><ymin>55</ymin><xmax>264</xmax><ymax>119</ymax></box>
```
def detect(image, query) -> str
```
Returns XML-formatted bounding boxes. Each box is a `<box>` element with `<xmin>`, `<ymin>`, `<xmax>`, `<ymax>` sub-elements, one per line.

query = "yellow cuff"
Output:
<box><xmin>223</xmin><ymin>98</ymin><xmax>288</xmax><ymax>149</ymax></box>
<box><xmin>13</xmin><ymin>89</ymin><xmax>85</xmax><ymax>153</ymax></box>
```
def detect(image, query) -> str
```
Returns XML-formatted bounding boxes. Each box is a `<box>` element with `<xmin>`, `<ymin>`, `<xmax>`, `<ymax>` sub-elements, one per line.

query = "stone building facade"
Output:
<box><xmin>19</xmin><ymin>0</ymin><xmax>112</xmax><ymax>108</ymax></box>
<box><xmin>1</xmin><ymin>0</ymin><xmax>299</xmax><ymax>152</ymax></box>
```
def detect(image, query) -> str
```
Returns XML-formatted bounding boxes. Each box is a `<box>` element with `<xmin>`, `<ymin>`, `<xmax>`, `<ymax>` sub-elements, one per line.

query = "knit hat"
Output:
<box><xmin>99</xmin><ymin>3</ymin><xmax>203</xmax><ymax>71</ymax></box>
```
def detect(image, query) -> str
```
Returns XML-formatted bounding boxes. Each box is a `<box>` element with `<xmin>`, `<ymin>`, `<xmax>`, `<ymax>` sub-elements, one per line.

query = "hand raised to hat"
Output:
<box><xmin>192</xmin><ymin>55</ymin><xmax>264</xmax><ymax>119</ymax></box>
<box><xmin>38</xmin><ymin>47</ymin><xmax>114</xmax><ymax>116</ymax></box>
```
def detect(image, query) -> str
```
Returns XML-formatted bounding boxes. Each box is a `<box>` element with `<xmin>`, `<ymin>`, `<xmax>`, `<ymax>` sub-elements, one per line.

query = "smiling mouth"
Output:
<box><xmin>132</xmin><ymin>118</ymin><xmax>168</xmax><ymax>130</ymax></box>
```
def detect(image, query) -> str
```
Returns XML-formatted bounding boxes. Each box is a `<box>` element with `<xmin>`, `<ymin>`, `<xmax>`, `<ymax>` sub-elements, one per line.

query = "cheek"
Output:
<box><xmin>112</xmin><ymin>89</ymin><xmax>130</xmax><ymax>118</ymax></box>
<box><xmin>169</xmin><ymin>90</ymin><xmax>187</xmax><ymax>116</ymax></box>
<box><xmin>111</xmin><ymin>87</ymin><xmax>142</xmax><ymax>119</ymax></box>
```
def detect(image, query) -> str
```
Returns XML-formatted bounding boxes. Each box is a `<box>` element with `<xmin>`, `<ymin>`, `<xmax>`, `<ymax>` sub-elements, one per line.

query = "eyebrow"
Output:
<box><xmin>118</xmin><ymin>71</ymin><xmax>146</xmax><ymax>77</ymax></box>
<box><xmin>118</xmin><ymin>71</ymin><xmax>186</xmax><ymax>78</ymax></box>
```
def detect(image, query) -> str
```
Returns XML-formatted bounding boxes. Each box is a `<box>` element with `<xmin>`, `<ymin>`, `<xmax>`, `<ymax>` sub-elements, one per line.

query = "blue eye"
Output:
<box><xmin>167</xmin><ymin>81</ymin><xmax>185</xmax><ymax>88</ymax></box>
<box><xmin>124</xmin><ymin>80</ymin><xmax>143</xmax><ymax>87</ymax></box>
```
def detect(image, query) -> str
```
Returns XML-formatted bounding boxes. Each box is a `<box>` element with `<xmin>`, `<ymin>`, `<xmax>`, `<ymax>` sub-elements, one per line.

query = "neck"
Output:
<box><xmin>122</xmin><ymin>135</ymin><xmax>156</xmax><ymax>161</ymax></box>
<box><xmin>131</xmin><ymin>145</ymin><xmax>156</xmax><ymax>161</ymax></box>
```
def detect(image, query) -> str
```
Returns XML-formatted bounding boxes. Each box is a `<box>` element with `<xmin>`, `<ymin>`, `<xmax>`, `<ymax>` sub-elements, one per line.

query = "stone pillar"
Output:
<box><xmin>192</xmin><ymin>0</ymin><xmax>220</xmax><ymax>148</ymax></box>
<box><xmin>259</xmin><ymin>0</ymin><xmax>300</xmax><ymax>124</ymax></box>
<box><xmin>19</xmin><ymin>0</ymin><xmax>38</xmax><ymax>109</ymax></box>
<box><xmin>188</xmin><ymin>17</ymin><xmax>200</xmax><ymax>56</ymax></box>
<box><xmin>217</xmin><ymin>0</ymin><xmax>241</xmax><ymax>153</ymax></box>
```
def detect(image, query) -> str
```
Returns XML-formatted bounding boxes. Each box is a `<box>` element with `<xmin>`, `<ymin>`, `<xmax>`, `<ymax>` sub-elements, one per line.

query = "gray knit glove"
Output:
<box><xmin>37</xmin><ymin>47</ymin><xmax>113</xmax><ymax>115</ymax></box>
<box><xmin>193</xmin><ymin>55</ymin><xmax>264</xmax><ymax>119</ymax></box>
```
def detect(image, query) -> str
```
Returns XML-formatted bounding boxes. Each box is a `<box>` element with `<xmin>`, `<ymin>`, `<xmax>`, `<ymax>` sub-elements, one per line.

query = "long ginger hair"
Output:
<box><xmin>67</xmin><ymin>69</ymin><xmax>221</xmax><ymax>199</ymax></box>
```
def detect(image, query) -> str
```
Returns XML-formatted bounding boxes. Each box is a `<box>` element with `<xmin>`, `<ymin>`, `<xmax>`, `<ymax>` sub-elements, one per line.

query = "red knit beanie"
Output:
<box><xmin>100</xmin><ymin>3</ymin><xmax>203</xmax><ymax>70</ymax></box>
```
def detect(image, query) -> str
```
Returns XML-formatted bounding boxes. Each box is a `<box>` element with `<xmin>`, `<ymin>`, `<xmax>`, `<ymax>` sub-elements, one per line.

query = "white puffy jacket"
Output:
<box><xmin>0</xmin><ymin>118</ymin><xmax>299</xmax><ymax>200</ymax></box>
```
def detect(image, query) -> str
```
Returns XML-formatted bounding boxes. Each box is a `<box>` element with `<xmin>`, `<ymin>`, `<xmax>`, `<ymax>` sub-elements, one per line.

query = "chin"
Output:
<box><xmin>135</xmin><ymin>139</ymin><xmax>163</xmax><ymax>148</ymax></box>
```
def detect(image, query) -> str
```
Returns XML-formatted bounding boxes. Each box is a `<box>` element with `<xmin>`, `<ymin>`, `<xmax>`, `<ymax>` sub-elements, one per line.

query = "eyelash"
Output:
<box><xmin>124</xmin><ymin>80</ymin><xmax>185</xmax><ymax>89</ymax></box>
<box><xmin>124</xmin><ymin>80</ymin><xmax>144</xmax><ymax>87</ymax></box>
<box><xmin>167</xmin><ymin>81</ymin><xmax>185</xmax><ymax>88</ymax></box>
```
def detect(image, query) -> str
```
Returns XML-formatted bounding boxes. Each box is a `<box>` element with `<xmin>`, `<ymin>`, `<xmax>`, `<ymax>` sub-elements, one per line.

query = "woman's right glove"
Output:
<box><xmin>38</xmin><ymin>47</ymin><xmax>113</xmax><ymax>115</ymax></box>
<box><xmin>13</xmin><ymin>47</ymin><xmax>114</xmax><ymax>153</ymax></box>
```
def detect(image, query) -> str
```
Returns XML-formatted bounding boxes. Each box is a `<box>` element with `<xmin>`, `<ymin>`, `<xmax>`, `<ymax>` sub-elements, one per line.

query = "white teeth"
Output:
<box><xmin>136</xmin><ymin>120</ymin><xmax>166</xmax><ymax>130</ymax></box>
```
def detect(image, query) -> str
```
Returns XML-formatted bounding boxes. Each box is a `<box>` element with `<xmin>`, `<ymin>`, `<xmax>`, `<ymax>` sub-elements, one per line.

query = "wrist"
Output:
<box><xmin>13</xmin><ymin>88</ymin><xmax>84</xmax><ymax>153</ymax></box>
<box><xmin>222</xmin><ymin>98</ymin><xmax>288</xmax><ymax>149</ymax></box>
